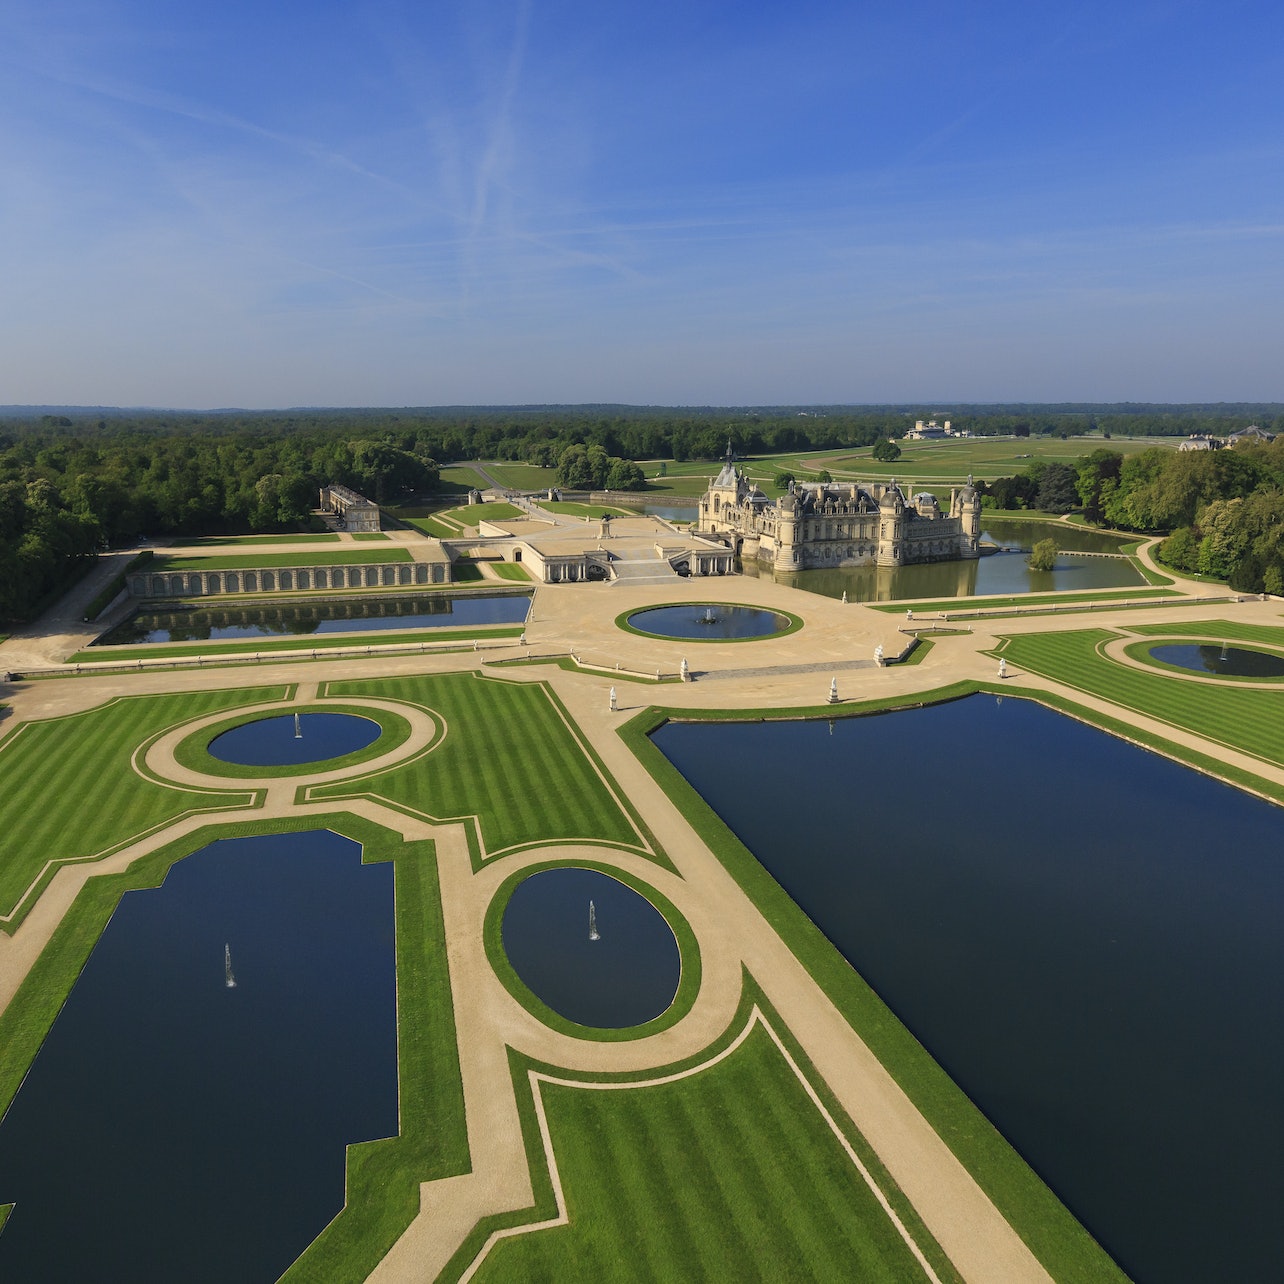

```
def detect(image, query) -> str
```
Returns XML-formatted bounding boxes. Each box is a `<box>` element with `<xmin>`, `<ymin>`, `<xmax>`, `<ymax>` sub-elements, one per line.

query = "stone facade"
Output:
<box><xmin>128</xmin><ymin>559</ymin><xmax>449</xmax><ymax>598</ymax></box>
<box><xmin>319</xmin><ymin>484</ymin><xmax>381</xmax><ymax>531</ymax></box>
<box><xmin>696</xmin><ymin>461</ymin><xmax>981</xmax><ymax>571</ymax></box>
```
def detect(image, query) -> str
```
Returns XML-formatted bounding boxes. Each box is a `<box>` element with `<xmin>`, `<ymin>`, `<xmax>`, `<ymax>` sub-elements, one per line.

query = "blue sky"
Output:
<box><xmin>1</xmin><ymin>0</ymin><xmax>1280</xmax><ymax>407</ymax></box>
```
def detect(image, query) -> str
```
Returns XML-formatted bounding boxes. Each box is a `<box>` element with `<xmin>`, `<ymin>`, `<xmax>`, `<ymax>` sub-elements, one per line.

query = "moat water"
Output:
<box><xmin>745</xmin><ymin>521</ymin><xmax>1144</xmax><ymax>601</ymax></box>
<box><xmin>0</xmin><ymin>831</ymin><xmax>398</xmax><ymax>1282</ymax></box>
<box><xmin>1148</xmin><ymin>642</ymin><xmax>1284</xmax><ymax>678</ymax></box>
<box><xmin>208</xmin><ymin>712</ymin><xmax>382</xmax><ymax>766</ymax></box>
<box><xmin>501</xmin><ymin>867</ymin><xmax>681</xmax><ymax>1027</ymax></box>
<box><xmin>97</xmin><ymin>592</ymin><xmax>531</xmax><ymax>645</ymax></box>
<box><xmin>652</xmin><ymin>696</ymin><xmax>1284</xmax><ymax>1284</ymax></box>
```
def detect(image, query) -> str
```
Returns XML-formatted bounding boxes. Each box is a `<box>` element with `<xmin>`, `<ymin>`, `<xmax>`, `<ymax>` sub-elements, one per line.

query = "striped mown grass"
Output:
<box><xmin>1127</xmin><ymin>619</ymin><xmax>1284</xmax><ymax>646</ymax></box>
<box><xmin>461</xmin><ymin>984</ymin><xmax>962</xmax><ymax>1284</ymax></box>
<box><xmin>489</xmin><ymin>561</ymin><xmax>531</xmax><ymax>581</ymax></box>
<box><xmin>870</xmin><ymin>587</ymin><xmax>1175</xmax><ymax>614</ymax></box>
<box><xmin>996</xmin><ymin>628</ymin><xmax>1284</xmax><ymax>767</ymax></box>
<box><xmin>0</xmin><ymin>687</ymin><xmax>281</xmax><ymax>924</ymax></box>
<box><xmin>314</xmin><ymin>673</ymin><xmax>645</xmax><ymax>859</ymax></box>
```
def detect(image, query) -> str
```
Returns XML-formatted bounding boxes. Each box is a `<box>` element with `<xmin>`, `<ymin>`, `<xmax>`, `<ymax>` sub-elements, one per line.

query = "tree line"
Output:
<box><xmin>5</xmin><ymin>405</ymin><xmax>1284</xmax><ymax>623</ymax></box>
<box><xmin>981</xmin><ymin>439</ymin><xmax>1284</xmax><ymax>593</ymax></box>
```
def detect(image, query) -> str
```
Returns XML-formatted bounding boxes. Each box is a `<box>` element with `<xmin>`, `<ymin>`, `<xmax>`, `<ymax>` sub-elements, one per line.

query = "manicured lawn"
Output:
<box><xmin>869</xmin><ymin>587</ymin><xmax>1176</xmax><ymax>614</ymax></box>
<box><xmin>313</xmin><ymin>673</ymin><xmax>648</xmax><ymax>860</ymax></box>
<box><xmin>399</xmin><ymin>514</ymin><xmax>455</xmax><ymax>538</ymax></box>
<box><xmin>157</xmin><ymin>549</ymin><xmax>412</xmax><ymax>570</ymax></box>
<box><xmin>182</xmin><ymin>533</ymin><xmax>340</xmax><ymax>546</ymax></box>
<box><xmin>995</xmin><ymin>627</ymin><xmax>1284</xmax><ymax>769</ymax></box>
<box><xmin>448</xmin><ymin>501</ymin><xmax>523</xmax><ymax>524</ymax></box>
<box><xmin>1128</xmin><ymin>619</ymin><xmax>1284</xmax><ymax>646</ymax></box>
<box><xmin>472</xmin><ymin>996</ymin><xmax>960</xmax><ymax>1283</ymax></box>
<box><xmin>490</xmin><ymin>562</ymin><xmax>531</xmax><ymax>581</ymax></box>
<box><xmin>351</xmin><ymin>532</ymin><xmax>390</xmax><ymax>541</ymax></box>
<box><xmin>439</xmin><ymin>464</ymin><xmax>493</xmax><ymax>492</ymax></box>
<box><xmin>638</xmin><ymin>437</ymin><xmax>1164</xmax><ymax>492</ymax></box>
<box><xmin>0</xmin><ymin>688</ymin><xmax>280</xmax><ymax>924</ymax></box>
<box><xmin>473</xmin><ymin>462</ymin><xmax>554</xmax><ymax>490</ymax></box>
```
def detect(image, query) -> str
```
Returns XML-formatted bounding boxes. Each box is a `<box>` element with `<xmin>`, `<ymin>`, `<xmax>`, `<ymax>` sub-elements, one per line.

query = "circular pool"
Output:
<box><xmin>208</xmin><ymin>713</ymin><xmax>382</xmax><ymax>766</ymax></box>
<box><xmin>500</xmin><ymin>867</ymin><xmax>680</xmax><ymax>1028</ymax></box>
<box><xmin>626</xmin><ymin>603</ymin><xmax>790</xmax><ymax>640</ymax></box>
<box><xmin>1148</xmin><ymin>643</ymin><xmax>1284</xmax><ymax>679</ymax></box>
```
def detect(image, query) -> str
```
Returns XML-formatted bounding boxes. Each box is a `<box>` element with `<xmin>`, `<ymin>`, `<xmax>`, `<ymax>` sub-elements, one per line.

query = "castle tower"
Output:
<box><xmin>876</xmin><ymin>482</ymin><xmax>905</xmax><ymax>566</ymax></box>
<box><xmin>950</xmin><ymin>474</ymin><xmax>982</xmax><ymax>558</ymax></box>
<box><xmin>776</xmin><ymin>489</ymin><xmax>800</xmax><ymax>569</ymax></box>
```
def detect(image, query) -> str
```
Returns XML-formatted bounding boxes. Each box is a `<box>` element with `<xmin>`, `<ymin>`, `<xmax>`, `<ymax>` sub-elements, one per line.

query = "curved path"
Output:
<box><xmin>2</xmin><ymin>557</ymin><xmax>1282</xmax><ymax>1281</ymax></box>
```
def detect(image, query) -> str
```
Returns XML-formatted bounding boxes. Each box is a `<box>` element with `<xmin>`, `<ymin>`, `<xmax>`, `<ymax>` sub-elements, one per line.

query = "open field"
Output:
<box><xmin>635</xmin><ymin>435</ymin><xmax>1167</xmax><ymax>496</ymax></box>
<box><xmin>472</xmin><ymin>462</ymin><xmax>557</xmax><ymax>491</ymax></box>
<box><xmin>438</xmin><ymin>464</ymin><xmax>493</xmax><ymax>493</ymax></box>
<box><xmin>157</xmin><ymin>549</ymin><xmax>412</xmax><ymax>571</ymax></box>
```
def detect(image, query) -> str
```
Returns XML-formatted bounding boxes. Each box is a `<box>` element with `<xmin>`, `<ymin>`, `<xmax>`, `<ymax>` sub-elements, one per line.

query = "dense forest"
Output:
<box><xmin>982</xmin><ymin>439</ymin><xmax>1284</xmax><ymax>593</ymax></box>
<box><xmin>3</xmin><ymin>404</ymin><xmax>1283</xmax><ymax>624</ymax></box>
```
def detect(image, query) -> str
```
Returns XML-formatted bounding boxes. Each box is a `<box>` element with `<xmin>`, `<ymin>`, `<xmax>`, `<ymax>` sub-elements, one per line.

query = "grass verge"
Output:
<box><xmin>482</xmin><ymin>856</ymin><xmax>701</xmax><ymax>1043</ymax></box>
<box><xmin>870</xmin><ymin>587</ymin><xmax>1176</xmax><ymax>614</ymax></box>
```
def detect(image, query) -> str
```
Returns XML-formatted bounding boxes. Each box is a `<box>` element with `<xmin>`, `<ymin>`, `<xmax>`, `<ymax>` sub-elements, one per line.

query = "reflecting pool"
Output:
<box><xmin>501</xmin><ymin>867</ymin><xmax>680</xmax><ymax>1027</ymax></box>
<box><xmin>0</xmin><ymin>830</ymin><xmax>397</xmax><ymax>1282</ymax></box>
<box><xmin>627</xmin><ymin>603</ymin><xmax>789</xmax><ymax>640</ymax></box>
<box><xmin>1148</xmin><ymin>642</ymin><xmax>1284</xmax><ymax>678</ymax></box>
<box><xmin>653</xmin><ymin>697</ymin><xmax>1284</xmax><ymax>1284</ymax></box>
<box><xmin>97</xmin><ymin>592</ymin><xmax>531</xmax><ymax>645</ymax></box>
<box><xmin>208</xmin><ymin>712</ymin><xmax>381</xmax><ymax>766</ymax></box>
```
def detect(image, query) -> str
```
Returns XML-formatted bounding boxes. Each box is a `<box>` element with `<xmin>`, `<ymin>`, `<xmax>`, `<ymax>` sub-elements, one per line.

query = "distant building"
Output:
<box><xmin>319</xmin><ymin>484</ymin><xmax>380</xmax><ymax>531</ymax></box>
<box><xmin>1177</xmin><ymin>435</ymin><xmax>1219</xmax><ymax>453</ymax></box>
<box><xmin>904</xmin><ymin>418</ymin><xmax>952</xmax><ymax>441</ymax></box>
<box><xmin>1226</xmin><ymin>425</ymin><xmax>1276</xmax><ymax>447</ymax></box>
<box><xmin>696</xmin><ymin>453</ymin><xmax>982</xmax><ymax>570</ymax></box>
